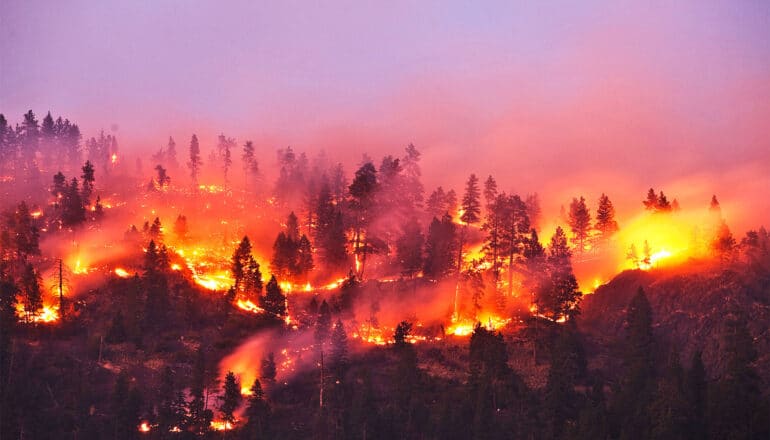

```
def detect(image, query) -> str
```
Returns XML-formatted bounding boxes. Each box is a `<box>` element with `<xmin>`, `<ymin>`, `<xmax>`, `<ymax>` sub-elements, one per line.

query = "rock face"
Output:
<box><xmin>578</xmin><ymin>260</ymin><xmax>770</xmax><ymax>388</ymax></box>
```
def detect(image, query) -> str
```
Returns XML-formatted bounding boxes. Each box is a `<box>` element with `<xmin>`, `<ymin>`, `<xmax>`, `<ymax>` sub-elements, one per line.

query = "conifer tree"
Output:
<box><xmin>243</xmin><ymin>378</ymin><xmax>270</xmax><ymax>438</ymax></box>
<box><xmin>188</xmin><ymin>134</ymin><xmax>202</xmax><ymax>187</ymax></box>
<box><xmin>595</xmin><ymin>193</ymin><xmax>619</xmax><ymax>243</ymax></box>
<box><xmin>218</xmin><ymin>371</ymin><xmax>242</xmax><ymax>425</ymax></box>
<box><xmin>261</xmin><ymin>276</ymin><xmax>286</xmax><ymax>317</ymax></box>
<box><xmin>396</xmin><ymin>217</ymin><xmax>424</xmax><ymax>279</ymax></box>
<box><xmin>568</xmin><ymin>196</ymin><xmax>591</xmax><ymax>253</ymax></box>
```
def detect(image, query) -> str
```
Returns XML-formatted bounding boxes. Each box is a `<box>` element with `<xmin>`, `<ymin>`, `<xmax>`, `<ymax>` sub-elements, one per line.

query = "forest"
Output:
<box><xmin>1</xmin><ymin>109</ymin><xmax>769</xmax><ymax>439</ymax></box>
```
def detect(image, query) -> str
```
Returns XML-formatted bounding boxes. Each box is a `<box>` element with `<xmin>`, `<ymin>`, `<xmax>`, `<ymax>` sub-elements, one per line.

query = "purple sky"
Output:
<box><xmin>2</xmin><ymin>0</ymin><xmax>770</xmax><ymax>225</ymax></box>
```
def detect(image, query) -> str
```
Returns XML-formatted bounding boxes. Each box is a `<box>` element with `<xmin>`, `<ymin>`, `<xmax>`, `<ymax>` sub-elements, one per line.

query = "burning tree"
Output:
<box><xmin>261</xmin><ymin>276</ymin><xmax>286</xmax><ymax>317</ymax></box>
<box><xmin>218</xmin><ymin>371</ymin><xmax>242</xmax><ymax>426</ymax></box>
<box><xmin>535</xmin><ymin>227</ymin><xmax>582</xmax><ymax>320</ymax></box>
<box><xmin>232</xmin><ymin>236</ymin><xmax>263</xmax><ymax>297</ymax></box>
<box><xmin>595</xmin><ymin>193</ymin><xmax>619</xmax><ymax>245</ymax></box>
<box><xmin>187</xmin><ymin>134</ymin><xmax>202</xmax><ymax>187</ymax></box>
<box><xmin>568</xmin><ymin>196</ymin><xmax>591</xmax><ymax>253</ymax></box>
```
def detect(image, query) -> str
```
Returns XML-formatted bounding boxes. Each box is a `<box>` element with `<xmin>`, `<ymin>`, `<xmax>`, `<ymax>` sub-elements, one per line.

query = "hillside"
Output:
<box><xmin>579</xmin><ymin>257</ymin><xmax>770</xmax><ymax>387</ymax></box>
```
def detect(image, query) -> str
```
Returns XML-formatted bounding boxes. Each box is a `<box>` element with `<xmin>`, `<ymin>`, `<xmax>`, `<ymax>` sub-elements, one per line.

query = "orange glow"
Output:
<box><xmin>236</xmin><ymin>299</ymin><xmax>264</xmax><ymax>314</ymax></box>
<box><xmin>114</xmin><ymin>267</ymin><xmax>131</xmax><ymax>278</ymax></box>
<box><xmin>16</xmin><ymin>303</ymin><xmax>60</xmax><ymax>323</ymax></box>
<box><xmin>72</xmin><ymin>259</ymin><xmax>89</xmax><ymax>274</ymax></box>
<box><xmin>211</xmin><ymin>420</ymin><xmax>234</xmax><ymax>431</ymax></box>
<box><xmin>138</xmin><ymin>422</ymin><xmax>151</xmax><ymax>433</ymax></box>
<box><xmin>446</xmin><ymin>313</ymin><xmax>511</xmax><ymax>337</ymax></box>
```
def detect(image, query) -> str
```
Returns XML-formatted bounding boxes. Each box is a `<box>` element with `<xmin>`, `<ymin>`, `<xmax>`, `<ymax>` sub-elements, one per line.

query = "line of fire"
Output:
<box><xmin>1</xmin><ymin>110</ymin><xmax>768</xmax><ymax>439</ymax></box>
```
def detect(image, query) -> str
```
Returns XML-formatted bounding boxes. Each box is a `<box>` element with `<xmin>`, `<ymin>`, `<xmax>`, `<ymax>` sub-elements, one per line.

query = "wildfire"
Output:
<box><xmin>72</xmin><ymin>259</ymin><xmax>89</xmax><ymax>274</ymax></box>
<box><xmin>138</xmin><ymin>422</ymin><xmax>151</xmax><ymax>433</ymax></box>
<box><xmin>446</xmin><ymin>314</ymin><xmax>511</xmax><ymax>337</ymax></box>
<box><xmin>16</xmin><ymin>303</ymin><xmax>60</xmax><ymax>323</ymax></box>
<box><xmin>198</xmin><ymin>184</ymin><xmax>225</xmax><ymax>194</ymax></box>
<box><xmin>111</xmin><ymin>153</ymin><xmax>118</xmax><ymax>164</ymax></box>
<box><xmin>211</xmin><ymin>420</ymin><xmax>234</xmax><ymax>431</ymax></box>
<box><xmin>114</xmin><ymin>267</ymin><xmax>131</xmax><ymax>278</ymax></box>
<box><xmin>236</xmin><ymin>299</ymin><xmax>265</xmax><ymax>314</ymax></box>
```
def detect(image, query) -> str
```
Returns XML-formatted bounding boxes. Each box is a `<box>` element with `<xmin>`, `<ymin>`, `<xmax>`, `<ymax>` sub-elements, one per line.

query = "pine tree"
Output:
<box><xmin>483</xmin><ymin>175</ymin><xmax>498</xmax><ymax>212</ymax></box>
<box><xmin>402</xmin><ymin>143</ymin><xmax>424</xmax><ymax>210</ymax></box>
<box><xmin>396</xmin><ymin>217</ymin><xmax>424</xmax><ymax>279</ymax></box>
<box><xmin>243</xmin><ymin>378</ymin><xmax>270</xmax><ymax>438</ymax></box>
<box><xmin>525</xmin><ymin>193</ymin><xmax>542</xmax><ymax>231</ymax></box>
<box><xmin>296</xmin><ymin>235</ymin><xmax>314</xmax><ymax>281</ymax></box>
<box><xmin>657</xmin><ymin>191</ymin><xmax>672</xmax><ymax>212</ymax></box>
<box><xmin>643</xmin><ymin>188</ymin><xmax>658</xmax><ymax>210</ymax></box>
<box><xmin>500</xmin><ymin>194</ymin><xmax>530</xmax><ymax>298</ymax></box>
<box><xmin>260</xmin><ymin>352</ymin><xmax>277</xmax><ymax>382</ymax></box>
<box><xmin>315</xmin><ymin>300</ymin><xmax>332</xmax><ymax>347</ymax></box>
<box><xmin>535</xmin><ymin>227</ymin><xmax>581</xmax><ymax>320</ymax></box>
<box><xmin>568</xmin><ymin>196</ymin><xmax>591</xmax><ymax>253</ymax></box>
<box><xmin>21</xmin><ymin>263</ymin><xmax>42</xmax><ymax>321</ymax></box>
<box><xmin>426</xmin><ymin>187</ymin><xmax>447</xmax><ymax>219</ymax></box>
<box><xmin>218</xmin><ymin>371</ymin><xmax>242</xmax><ymax>425</ymax></box>
<box><xmin>461</xmin><ymin>174</ymin><xmax>481</xmax><ymax>225</ymax></box>
<box><xmin>261</xmin><ymin>276</ymin><xmax>286</xmax><ymax>317</ymax></box>
<box><xmin>330</xmin><ymin>319</ymin><xmax>349</xmax><ymax>381</ymax></box>
<box><xmin>187</xmin><ymin>346</ymin><xmax>213</xmax><ymax>434</ymax></box>
<box><xmin>80</xmin><ymin>160</ymin><xmax>95</xmax><ymax>206</ymax></box>
<box><xmin>188</xmin><ymin>134</ymin><xmax>202</xmax><ymax>187</ymax></box>
<box><xmin>423</xmin><ymin>214</ymin><xmax>457</xmax><ymax>280</ymax></box>
<box><xmin>223</xmin><ymin>135</ymin><xmax>236</xmax><ymax>187</ymax></box>
<box><xmin>62</xmin><ymin>178</ymin><xmax>86</xmax><ymax>226</ymax></box>
<box><xmin>349</xmin><ymin>162</ymin><xmax>378</xmax><ymax>277</ymax></box>
<box><xmin>242</xmin><ymin>140</ymin><xmax>259</xmax><ymax>188</ymax></box>
<box><xmin>595</xmin><ymin>193</ymin><xmax>619</xmax><ymax>243</ymax></box>
<box><xmin>232</xmin><ymin>236</ymin><xmax>262</xmax><ymax>295</ymax></box>
<box><xmin>709</xmin><ymin>194</ymin><xmax>721</xmax><ymax>214</ymax></box>
<box><xmin>165</xmin><ymin>136</ymin><xmax>178</xmax><ymax>170</ymax></box>
<box><xmin>314</xmin><ymin>183</ymin><xmax>348</xmax><ymax>271</ymax></box>
<box><xmin>154</xmin><ymin>164</ymin><xmax>170</xmax><ymax>189</ymax></box>
<box><xmin>173</xmin><ymin>214</ymin><xmax>188</xmax><ymax>242</ymax></box>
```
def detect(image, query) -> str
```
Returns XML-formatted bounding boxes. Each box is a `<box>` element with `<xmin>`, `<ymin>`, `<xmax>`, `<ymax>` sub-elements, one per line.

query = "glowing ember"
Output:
<box><xmin>114</xmin><ymin>268</ymin><xmax>131</xmax><ymax>278</ymax></box>
<box><xmin>446</xmin><ymin>314</ymin><xmax>511</xmax><ymax>337</ymax></box>
<box><xmin>211</xmin><ymin>420</ymin><xmax>234</xmax><ymax>431</ymax></box>
<box><xmin>72</xmin><ymin>259</ymin><xmax>89</xmax><ymax>274</ymax></box>
<box><xmin>236</xmin><ymin>299</ymin><xmax>265</xmax><ymax>314</ymax></box>
<box><xmin>138</xmin><ymin>422</ymin><xmax>151</xmax><ymax>433</ymax></box>
<box><xmin>16</xmin><ymin>303</ymin><xmax>60</xmax><ymax>323</ymax></box>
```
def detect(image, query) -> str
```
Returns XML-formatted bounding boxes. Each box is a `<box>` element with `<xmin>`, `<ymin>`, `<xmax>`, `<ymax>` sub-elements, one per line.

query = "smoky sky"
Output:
<box><xmin>2</xmin><ymin>0</ymin><xmax>770</xmax><ymax>224</ymax></box>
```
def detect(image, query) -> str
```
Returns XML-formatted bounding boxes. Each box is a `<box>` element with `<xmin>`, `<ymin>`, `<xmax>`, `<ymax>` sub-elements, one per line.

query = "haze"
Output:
<box><xmin>2</xmin><ymin>0</ymin><xmax>769</xmax><ymax>229</ymax></box>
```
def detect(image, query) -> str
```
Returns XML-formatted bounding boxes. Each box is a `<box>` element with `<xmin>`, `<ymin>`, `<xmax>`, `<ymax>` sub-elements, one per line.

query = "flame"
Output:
<box><xmin>72</xmin><ymin>259</ymin><xmax>89</xmax><ymax>274</ymax></box>
<box><xmin>138</xmin><ymin>422</ymin><xmax>151</xmax><ymax>433</ymax></box>
<box><xmin>198</xmin><ymin>184</ymin><xmax>225</xmax><ymax>194</ymax></box>
<box><xmin>446</xmin><ymin>313</ymin><xmax>511</xmax><ymax>337</ymax></box>
<box><xmin>111</xmin><ymin>153</ymin><xmax>118</xmax><ymax>164</ymax></box>
<box><xmin>30</xmin><ymin>209</ymin><xmax>43</xmax><ymax>219</ymax></box>
<box><xmin>211</xmin><ymin>420</ymin><xmax>234</xmax><ymax>431</ymax></box>
<box><xmin>114</xmin><ymin>267</ymin><xmax>130</xmax><ymax>278</ymax></box>
<box><xmin>16</xmin><ymin>303</ymin><xmax>60</xmax><ymax>323</ymax></box>
<box><xmin>236</xmin><ymin>299</ymin><xmax>264</xmax><ymax>314</ymax></box>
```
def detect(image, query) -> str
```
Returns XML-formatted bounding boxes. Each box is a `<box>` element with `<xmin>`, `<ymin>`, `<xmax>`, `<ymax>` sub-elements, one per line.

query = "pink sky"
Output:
<box><xmin>2</xmin><ymin>0</ymin><xmax>769</xmax><ymax>229</ymax></box>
